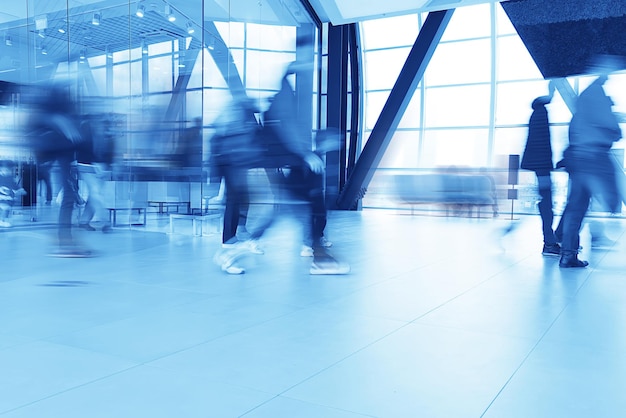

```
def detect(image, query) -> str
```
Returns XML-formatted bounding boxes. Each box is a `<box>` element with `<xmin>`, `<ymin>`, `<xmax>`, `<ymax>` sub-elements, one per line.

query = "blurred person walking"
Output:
<box><xmin>559</xmin><ymin>56</ymin><xmax>623</xmax><ymax>268</ymax></box>
<box><xmin>28</xmin><ymin>84</ymin><xmax>92</xmax><ymax>257</ymax></box>
<box><xmin>0</xmin><ymin>160</ymin><xmax>26</xmax><ymax>227</ymax></box>
<box><xmin>210</xmin><ymin>91</ymin><xmax>265</xmax><ymax>274</ymax></box>
<box><xmin>245</xmin><ymin>63</ymin><xmax>349</xmax><ymax>275</ymax></box>
<box><xmin>520</xmin><ymin>82</ymin><xmax>562</xmax><ymax>256</ymax></box>
<box><xmin>76</xmin><ymin>115</ymin><xmax>115</xmax><ymax>233</ymax></box>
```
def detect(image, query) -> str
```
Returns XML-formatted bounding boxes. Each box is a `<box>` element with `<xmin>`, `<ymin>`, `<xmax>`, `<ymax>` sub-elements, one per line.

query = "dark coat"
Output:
<box><xmin>520</xmin><ymin>96</ymin><xmax>553</xmax><ymax>175</ymax></box>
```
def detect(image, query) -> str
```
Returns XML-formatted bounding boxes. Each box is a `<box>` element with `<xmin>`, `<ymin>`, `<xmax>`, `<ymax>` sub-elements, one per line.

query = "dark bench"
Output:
<box><xmin>148</xmin><ymin>201</ymin><xmax>190</xmax><ymax>214</ymax></box>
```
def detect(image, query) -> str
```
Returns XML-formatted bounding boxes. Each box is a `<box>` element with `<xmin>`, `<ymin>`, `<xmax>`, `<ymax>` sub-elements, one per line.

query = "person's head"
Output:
<box><xmin>532</xmin><ymin>95</ymin><xmax>551</xmax><ymax>109</ymax></box>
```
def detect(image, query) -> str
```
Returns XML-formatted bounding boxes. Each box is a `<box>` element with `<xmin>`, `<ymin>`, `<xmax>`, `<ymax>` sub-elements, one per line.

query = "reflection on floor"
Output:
<box><xmin>1</xmin><ymin>205</ymin><xmax>625</xmax><ymax>417</ymax></box>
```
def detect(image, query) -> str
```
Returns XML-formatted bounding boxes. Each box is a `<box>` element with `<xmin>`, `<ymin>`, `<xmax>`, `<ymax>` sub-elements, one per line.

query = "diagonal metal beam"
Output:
<box><xmin>551</xmin><ymin>78</ymin><xmax>577</xmax><ymax>114</ymax></box>
<box><xmin>336</xmin><ymin>9</ymin><xmax>454</xmax><ymax>210</ymax></box>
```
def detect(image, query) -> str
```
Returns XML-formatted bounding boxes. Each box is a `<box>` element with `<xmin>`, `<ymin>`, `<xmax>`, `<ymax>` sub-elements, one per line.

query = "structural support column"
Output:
<box><xmin>326</xmin><ymin>23</ymin><xmax>350</xmax><ymax>208</ymax></box>
<box><xmin>336</xmin><ymin>9</ymin><xmax>454</xmax><ymax>210</ymax></box>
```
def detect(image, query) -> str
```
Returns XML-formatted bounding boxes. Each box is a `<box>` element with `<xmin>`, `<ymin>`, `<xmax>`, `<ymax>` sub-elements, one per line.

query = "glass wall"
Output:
<box><xmin>359</xmin><ymin>3</ymin><xmax>626</xmax><ymax>217</ymax></box>
<box><xmin>0</xmin><ymin>0</ymin><xmax>318</xmax><ymax>221</ymax></box>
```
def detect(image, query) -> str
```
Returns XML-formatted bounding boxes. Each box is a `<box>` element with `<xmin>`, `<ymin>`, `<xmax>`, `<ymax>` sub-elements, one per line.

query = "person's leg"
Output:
<box><xmin>221</xmin><ymin>167</ymin><xmax>250</xmax><ymax>244</ymax></box>
<box><xmin>57</xmin><ymin>157</ymin><xmax>78</xmax><ymax>248</ymax></box>
<box><xmin>560</xmin><ymin>172</ymin><xmax>590</xmax><ymax>267</ymax></box>
<box><xmin>78</xmin><ymin>171</ymin><xmax>96</xmax><ymax>230</ymax></box>
<box><xmin>536</xmin><ymin>173</ymin><xmax>557</xmax><ymax>246</ymax></box>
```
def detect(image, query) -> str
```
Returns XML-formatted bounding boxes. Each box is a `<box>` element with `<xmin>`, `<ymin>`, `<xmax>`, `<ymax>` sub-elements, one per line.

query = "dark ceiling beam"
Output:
<box><xmin>501</xmin><ymin>0</ymin><xmax>626</xmax><ymax>78</ymax></box>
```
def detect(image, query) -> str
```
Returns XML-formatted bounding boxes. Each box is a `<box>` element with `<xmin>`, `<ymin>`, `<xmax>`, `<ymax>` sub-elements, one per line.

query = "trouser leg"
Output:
<box><xmin>536</xmin><ymin>174</ymin><xmax>556</xmax><ymax>246</ymax></box>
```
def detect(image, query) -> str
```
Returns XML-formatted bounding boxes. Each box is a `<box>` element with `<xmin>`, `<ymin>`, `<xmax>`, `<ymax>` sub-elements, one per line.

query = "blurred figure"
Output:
<box><xmin>247</xmin><ymin>63</ymin><xmax>349</xmax><ymax>275</ymax></box>
<box><xmin>0</xmin><ymin>160</ymin><xmax>25</xmax><ymax>227</ymax></box>
<box><xmin>37</xmin><ymin>161</ymin><xmax>53</xmax><ymax>205</ymax></box>
<box><xmin>559</xmin><ymin>56</ymin><xmax>623</xmax><ymax>268</ymax></box>
<box><xmin>520</xmin><ymin>82</ymin><xmax>562</xmax><ymax>256</ymax></box>
<box><xmin>178</xmin><ymin>117</ymin><xmax>203</xmax><ymax>169</ymax></box>
<box><xmin>77</xmin><ymin>115</ymin><xmax>114</xmax><ymax>233</ymax></box>
<box><xmin>27</xmin><ymin>84</ymin><xmax>92</xmax><ymax>257</ymax></box>
<box><xmin>210</xmin><ymin>91</ymin><xmax>264</xmax><ymax>274</ymax></box>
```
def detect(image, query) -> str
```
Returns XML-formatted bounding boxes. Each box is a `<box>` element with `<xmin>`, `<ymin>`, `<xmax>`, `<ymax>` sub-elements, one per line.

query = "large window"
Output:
<box><xmin>359</xmin><ymin>3</ymin><xmax>626</xmax><ymax>215</ymax></box>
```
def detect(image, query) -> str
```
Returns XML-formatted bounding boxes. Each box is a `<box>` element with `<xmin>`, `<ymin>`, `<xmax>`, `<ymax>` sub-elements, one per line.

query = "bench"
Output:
<box><xmin>107</xmin><ymin>208</ymin><xmax>147</xmax><ymax>226</ymax></box>
<box><xmin>148</xmin><ymin>201</ymin><xmax>190</xmax><ymax>214</ymax></box>
<box><xmin>169</xmin><ymin>211</ymin><xmax>221</xmax><ymax>236</ymax></box>
<box><xmin>393</xmin><ymin>173</ymin><xmax>498</xmax><ymax>217</ymax></box>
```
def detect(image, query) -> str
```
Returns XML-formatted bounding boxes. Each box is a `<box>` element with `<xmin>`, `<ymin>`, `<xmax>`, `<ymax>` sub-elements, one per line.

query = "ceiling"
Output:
<box><xmin>0</xmin><ymin>0</ymin><xmax>314</xmax><ymax>81</ymax></box>
<box><xmin>306</xmin><ymin>0</ymin><xmax>511</xmax><ymax>25</ymax></box>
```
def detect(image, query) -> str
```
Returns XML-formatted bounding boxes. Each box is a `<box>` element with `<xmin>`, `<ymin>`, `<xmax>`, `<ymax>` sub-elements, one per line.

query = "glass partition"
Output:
<box><xmin>0</xmin><ymin>0</ymin><xmax>318</xmax><ymax>229</ymax></box>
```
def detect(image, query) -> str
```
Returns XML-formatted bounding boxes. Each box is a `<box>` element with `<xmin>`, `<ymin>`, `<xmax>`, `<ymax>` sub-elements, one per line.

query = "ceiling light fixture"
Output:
<box><xmin>79</xmin><ymin>49</ymin><xmax>86</xmax><ymax>60</ymax></box>
<box><xmin>58</xmin><ymin>26</ymin><xmax>66</xmax><ymax>34</ymax></box>
<box><xmin>41</xmin><ymin>46</ymin><xmax>48</xmax><ymax>55</ymax></box>
<box><xmin>136</xmin><ymin>4</ymin><xmax>145</xmax><ymax>18</ymax></box>
<box><xmin>142</xmin><ymin>40</ymin><xmax>148</xmax><ymax>55</ymax></box>
<box><xmin>92</xmin><ymin>12</ymin><xmax>101</xmax><ymax>26</ymax></box>
<box><xmin>4</xmin><ymin>35</ymin><xmax>12</xmax><ymax>47</ymax></box>
<box><xmin>165</xmin><ymin>4</ymin><xmax>176</xmax><ymax>22</ymax></box>
<box><xmin>186</xmin><ymin>21</ymin><xmax>195</xmax><ymax>34</ymax></box>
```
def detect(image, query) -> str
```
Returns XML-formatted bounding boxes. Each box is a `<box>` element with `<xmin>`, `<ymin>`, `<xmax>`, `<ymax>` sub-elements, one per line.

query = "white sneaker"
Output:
<box><xmin>214</xmin><ymin>245</ymin><xmax>247</xmax><ymax>275</ymax></box>
<box><xmin>319</xmin><ymin>237</ymin><xmax>333</xmax><ymax>248</ymax></box>
<box><xmin>0</xmin><ymin>220</ymin><xmax>11</xmax><ymax>227</ymax></box>
<box><xmin>245</xmin><ymin>240</ymin><xmax>264</xmax><ymax>255</ymax></box>
<box><xmin>223</xmin><ymin>264</ymin><xmax>245</xmax><ymax>274</ymax></box>
<box><xmin>300</xmin><ymin>245</ymin><xmax>314</xmax><ymax>257</ymax></box>
<box><xmin>310</xmin><ymin>260</ymin><xmax>350</xmax><ymax>275</ymax></box>
<box><xmin>222</xmin><ymin>240</ymin><xmax>264</xmax><ymax>255</ymax></box>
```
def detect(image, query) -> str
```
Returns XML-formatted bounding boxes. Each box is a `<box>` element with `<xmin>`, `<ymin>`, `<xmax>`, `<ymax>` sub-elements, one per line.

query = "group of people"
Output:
<box><xmin>26</xmin><ymin>85</ymin><xmax>114</xmax><ymax>256</ymax></box>
<box><xmin>210</xmin><ymin>63</ymin><xmax>350</xmax><ymax>275</ymax></box>
<box><xmin>521</xmin><ymin>55</ymin><xmax>625</xmax><ymax>268</ymax></box>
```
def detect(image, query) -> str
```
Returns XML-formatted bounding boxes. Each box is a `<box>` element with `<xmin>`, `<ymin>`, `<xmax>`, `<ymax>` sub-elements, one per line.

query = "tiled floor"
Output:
<box><xmin>1</xmin><ymin>205</ymin><xmax>625</xmax><ymax>417</ymax></box>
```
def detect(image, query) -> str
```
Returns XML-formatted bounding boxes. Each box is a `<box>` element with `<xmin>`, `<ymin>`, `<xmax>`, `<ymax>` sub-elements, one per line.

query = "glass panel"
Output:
<box><xmin>364</xmin><ymin>91</ymin><xmax>391</xmax><ymax>130</ymax></box>
<box><xmin>495</xmin><ymin>81</ymin><xmax>553</xmax><ymax>126</ymax></box>
<box><xmin>246</xmin><ymin>24</ymin><xmax>296</xmax><ymax>51</ymax></box>
<box><xmin>398</xmin><ymin>91</ymin><xmax>422</xmax><ymax>129</ymax></box>
<box><xmin>363</xmin><ymin>47</ymin><xmax>411</xmax><ymax>91</ymax></box>
<box><xmin>421</xmin><ymin>128</ymin><xmax>490</xmax><ymax>168</ymax></box>
<box><xmin>149</xmin><ymin>55</ymin><xmax>173</xmax><ymax>93</ymax></box>
<box><xmin>361</xmin><ymin>15</ymin><xmax>419</xmax><ymax>50</ymax></box>
<box><xmin>441</xmin><ymin>3</ymin><xmax>491</xmax><ymax>41</ymax></box>
<box><xmin>379</xmin><ymin>131</ymin><xmax>420</xmax><ymax>168</ymax></box>
<box><xmin>497</xmin><ymin>36</ymin><xmax>543</xmax><ymax>81</ymax></box>
<box><xmin>423</xmin><ymin>85</ymin><xmax>491</xmax><ymax>127</ymax></box>
<box><xmin>496</xmin><ymin>3</ymin><xmax>517</xmax><ymax>36</ymax></box>
<box><xmin>216</xmin><ymin>22</ymin><xmax>245</xmax><ymax>48</ymax></box>
<box><xmin>245</xmin><ymin>50</ymin><xmax>296</xmax><ymax>90</ymax></box>
<box><xmin>425</xmin><ymin>38</ymin><xmax>492</xmax><ymax>85</ymax></box>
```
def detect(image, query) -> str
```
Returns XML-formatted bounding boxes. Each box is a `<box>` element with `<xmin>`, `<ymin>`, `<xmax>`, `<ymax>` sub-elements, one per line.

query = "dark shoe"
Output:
<box><xmin>559</xmin><ymin>254</ymin><xmax>589</xmax><ymax>268</ymax></box>
<box><xmin>542</xmin><ymin>243</ymin><xmax>561</xmax><ymax>257</ymax></box>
